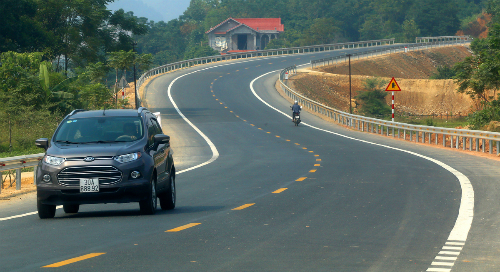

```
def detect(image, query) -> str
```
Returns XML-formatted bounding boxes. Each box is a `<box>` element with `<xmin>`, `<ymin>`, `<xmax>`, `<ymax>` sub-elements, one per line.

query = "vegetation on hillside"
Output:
<box><xmin>133</xmin><ymin>0</ymin><xmax>487</xmax><ymax>64</ymax></box>
<box><xmin>452</xmin><ymin>0</ymin><xmax>500</xmax><ymax>130</ymax></box>
<box><xmin>0</xmin><ymin>0</ymin><xmax>494</xmax><ymax>156</ymax></box>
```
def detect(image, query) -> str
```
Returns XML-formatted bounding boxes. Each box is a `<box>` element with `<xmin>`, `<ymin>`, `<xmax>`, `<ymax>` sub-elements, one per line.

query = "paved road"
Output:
<box><xmin>1</xmin><ymin>45</ymin><xmax>500</xmax><ymax>271</ymax></box>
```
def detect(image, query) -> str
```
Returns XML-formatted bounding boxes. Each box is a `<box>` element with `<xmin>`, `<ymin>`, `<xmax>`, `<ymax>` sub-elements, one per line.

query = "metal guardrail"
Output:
<box><xmin>136</xmin><ymin>38</ymin><xmax>396</xmax><ymax>104</ymax></box>
<box><xmin>310</xmin><ymin>38</ymin><xmax>471</xmax><ymax>69</ymax></box>
<box><xmin>0</xmin><ymin>153</ymin><xmax>43</xmax><ymax>194</ymax></box>
<box><xmin>416</xmin><ymin>35</ymin><xmax>471</xmax><ymax>43</ymax></box>
<box><xmin>279</xmin><ymin>39</ymin><xmax>500</xmax><ymax>156</ymax></box>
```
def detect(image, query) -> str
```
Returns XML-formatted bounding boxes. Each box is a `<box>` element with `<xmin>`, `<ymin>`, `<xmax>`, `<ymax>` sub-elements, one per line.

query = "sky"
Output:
<box><xmin>107</xmin><ymin>0</ymin><xmax>192</xmax><ymax>23</ymax></box>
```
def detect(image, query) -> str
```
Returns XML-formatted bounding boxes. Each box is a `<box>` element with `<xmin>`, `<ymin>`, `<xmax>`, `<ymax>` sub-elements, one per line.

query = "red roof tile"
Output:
<box><xmin>234</xmin><ymin>18</ymin><xmax>284</xmax><ymax>32</ymax></box>
<box><xmin>206</xmin><ymin>18</ymin><xmax>284</xmax><ymax>34</ymax></box>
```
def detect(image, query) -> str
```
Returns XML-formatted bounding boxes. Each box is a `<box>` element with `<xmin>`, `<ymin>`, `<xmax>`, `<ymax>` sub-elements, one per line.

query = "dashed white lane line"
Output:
<box><xmin>249</xmin><ymin>70</ymin><xmax>474</xmax><ymax>272</ymax></box>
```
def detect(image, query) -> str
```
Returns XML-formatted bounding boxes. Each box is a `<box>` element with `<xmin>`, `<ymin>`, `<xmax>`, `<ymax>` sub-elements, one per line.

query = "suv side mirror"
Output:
<box><xmin>35</xmin><ymin>138</ymin><xmax>49</xmax><ymax>150</ymax></box>
<box><xmin>153</xmin><ymin>134</ymin><xmax>170</xmax><ymax>150</ymax></box>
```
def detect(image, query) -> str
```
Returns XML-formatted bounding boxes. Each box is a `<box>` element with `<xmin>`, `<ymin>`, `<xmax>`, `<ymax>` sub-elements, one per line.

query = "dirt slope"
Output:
<box><xmin>289</xmin><ymin>45</ymin><xmax>475</xmax><ymax>115</ymax></box>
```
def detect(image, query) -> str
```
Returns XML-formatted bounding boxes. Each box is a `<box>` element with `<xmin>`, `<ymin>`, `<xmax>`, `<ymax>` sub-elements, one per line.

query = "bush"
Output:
<box><xmin>0</xmin><ymin>109</ymin><xmax>63</xmax><ymax>157</ymax></box>
<box><xmin>466</xmin><ymin>97</ymin><xmax>500</xmax><ymax>130</ymax></box>
<box><xmin>430</xmin><ymin>65</ymin><xmax>456</xmax><ymax>79</ymax></box>
<box><xmin>355</xmin><ymin>78</ymin><xmax>392</xmax><ymax>117</ymax></box>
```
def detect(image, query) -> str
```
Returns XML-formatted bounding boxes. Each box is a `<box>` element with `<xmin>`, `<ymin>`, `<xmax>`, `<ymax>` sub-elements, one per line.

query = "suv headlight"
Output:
<box><xmin>44</xmin><ymin>155</ymin><xmax>66</xmax><ymax>166</ymax></box>
<box><xmin>114</xmin><ymin>152</ymin><xmax>142</xmax><ymax>163</ymax></box>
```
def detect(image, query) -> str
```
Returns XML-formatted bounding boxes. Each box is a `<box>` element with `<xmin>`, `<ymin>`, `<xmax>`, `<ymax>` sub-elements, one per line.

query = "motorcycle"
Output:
<box><xmin>290</xmin><ymin>105</ymin><xmax>302</xmax><ymax>126</ymax></box>
<box><xmin>293</xmin><ymin>112</ymin><xmax>301</xmax><ymax>126</ymax></box>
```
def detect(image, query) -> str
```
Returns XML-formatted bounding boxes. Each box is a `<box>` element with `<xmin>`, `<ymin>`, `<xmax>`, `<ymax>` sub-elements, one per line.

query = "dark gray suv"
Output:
<box><xmin>35</xmin><ymin>107</ymin><xmax>175</xmax><ymax>218</ymax></box>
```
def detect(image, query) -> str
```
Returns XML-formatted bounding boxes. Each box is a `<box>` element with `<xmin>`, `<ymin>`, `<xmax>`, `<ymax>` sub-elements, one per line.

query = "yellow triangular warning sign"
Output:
<box><xmin>385</xmin><ymin>77</ymin><xmax>401</xmax><ymax>91</ymax></box>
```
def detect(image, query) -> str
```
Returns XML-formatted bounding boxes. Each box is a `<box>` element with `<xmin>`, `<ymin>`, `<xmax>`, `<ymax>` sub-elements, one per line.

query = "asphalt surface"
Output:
<box><xmin>1</xmin><ymin>45</ymin><xmax>500</xmax><ymax>271</ymax></box>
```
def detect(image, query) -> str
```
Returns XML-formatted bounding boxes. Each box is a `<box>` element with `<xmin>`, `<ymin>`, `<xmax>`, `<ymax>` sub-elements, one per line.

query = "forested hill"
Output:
<box><xmin>134</xmin><ymin>0</ymin><xmax>487</xmax><ymax>65</ymax></box>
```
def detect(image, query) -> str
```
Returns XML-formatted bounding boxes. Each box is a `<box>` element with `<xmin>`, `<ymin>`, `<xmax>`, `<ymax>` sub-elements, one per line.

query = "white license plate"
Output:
<box><xmin>80</xmin><ymin>178</ymin><xmax>99</xmax><ymax>193</ymax></box>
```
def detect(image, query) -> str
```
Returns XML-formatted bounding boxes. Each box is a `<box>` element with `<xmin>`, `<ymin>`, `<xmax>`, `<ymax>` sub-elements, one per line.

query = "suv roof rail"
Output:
<box><xmin>137</xmin><ymin>107</ymin><xmax>148</xmax><ymax>114</ymax></box>
<box><xmin>69</xmin><ymin>109</ymin><xmax>86</xmax><ymax>116</ymax></box>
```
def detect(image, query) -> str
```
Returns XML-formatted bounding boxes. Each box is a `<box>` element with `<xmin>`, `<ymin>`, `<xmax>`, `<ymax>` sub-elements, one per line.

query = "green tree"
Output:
<box><xmin>355</xmin><ymin>78</ymin><xmax>392</xmax><ymax>117</ymax></box>
<box><xmin>401</xmin><ymin>19</ymin><xmax>421</xmax><ymax>43</ymax></box>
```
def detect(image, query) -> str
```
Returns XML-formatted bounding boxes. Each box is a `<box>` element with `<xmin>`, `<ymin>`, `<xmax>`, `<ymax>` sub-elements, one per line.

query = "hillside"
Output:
<box><xmin>288</xmin><ymin>45</ymin><xmax>474</xmax><ymax>116</ymax></box>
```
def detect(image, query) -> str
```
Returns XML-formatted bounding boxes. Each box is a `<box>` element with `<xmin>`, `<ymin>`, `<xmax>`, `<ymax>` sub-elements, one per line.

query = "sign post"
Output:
<box><xmin>385</xmin><ymin>77</ymin><xmax>401</xmax><ymax>122</ymax></box>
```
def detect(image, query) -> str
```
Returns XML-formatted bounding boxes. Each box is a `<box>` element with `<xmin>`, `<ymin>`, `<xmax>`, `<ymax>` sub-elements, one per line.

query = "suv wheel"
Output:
<box><xmin>139</xmin><ymin>176</ymin><xmax>157</xmax><ymax>215</ymax></box>
<box><xmin>159</xmin><ymin>169</ymin><xmax>176</xmax><ymax>210</ymax></box>
<box><xmin>63</xmin><ymin>204</ymin><xmax>79</xmax><ymax>213</ymax></box>
<box><xmin>37</xmin><ymin>200</ymin><xmax>56</xmax><ymax>219</ymax></box>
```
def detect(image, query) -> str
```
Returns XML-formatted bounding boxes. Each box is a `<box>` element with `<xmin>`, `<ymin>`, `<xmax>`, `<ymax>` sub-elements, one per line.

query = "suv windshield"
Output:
<box><xmin>54</xmin><ymin>117</ymin><xmax>144</xmax><ymax>143</ymax></box>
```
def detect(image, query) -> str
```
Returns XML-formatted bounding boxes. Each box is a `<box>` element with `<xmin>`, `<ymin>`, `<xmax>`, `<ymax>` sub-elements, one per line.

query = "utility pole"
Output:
<box><xmin>132</xmin><ymin>41</ymin><xmax>139</xmax><ymax>109</ymax></box>
<box><xmin>347</xmin><ymin>54</ymin><xmax>352</xmax><ymax>114</ymax></box>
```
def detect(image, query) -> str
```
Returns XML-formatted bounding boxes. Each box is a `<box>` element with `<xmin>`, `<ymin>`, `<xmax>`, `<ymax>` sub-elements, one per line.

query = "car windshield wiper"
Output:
<box><xmin>81</xmin><ymin>140</ymin><xmax>117</xmax><ymax>144</ymax></box>
<box><xmin>55</xmin><ymin>140</ymin><xmax>78</xmax><ymax>144</ymax></box>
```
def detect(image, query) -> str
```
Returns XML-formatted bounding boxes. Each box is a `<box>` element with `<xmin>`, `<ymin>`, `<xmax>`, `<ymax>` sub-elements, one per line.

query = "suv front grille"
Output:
<box><xmin>58</xmin><ymin>166</ymin><xmax>122</xmax><ymax>186</ymax></box>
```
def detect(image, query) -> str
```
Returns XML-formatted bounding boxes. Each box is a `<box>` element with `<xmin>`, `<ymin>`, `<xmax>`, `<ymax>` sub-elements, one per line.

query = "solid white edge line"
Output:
<box><xmin>249</xmin><ymin>70</ymin><xmax>474</xmax><ymax>271</ymax></box>
<box><xmin>0</xmin><ymin>205</ymin><xmax>62</xmax><ymax>221</ymax></box>
<box><xmin>167</xmin><ymin>67</ymin><xmax>220</xmax><ymax>174</ymax></box>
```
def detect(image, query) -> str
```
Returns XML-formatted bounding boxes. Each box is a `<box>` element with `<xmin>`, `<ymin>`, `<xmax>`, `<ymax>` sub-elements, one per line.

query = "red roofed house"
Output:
<box><xmin>205</xmin><ymin>18</ymin><xmax>284</xmax><ymax>53</ymax></box>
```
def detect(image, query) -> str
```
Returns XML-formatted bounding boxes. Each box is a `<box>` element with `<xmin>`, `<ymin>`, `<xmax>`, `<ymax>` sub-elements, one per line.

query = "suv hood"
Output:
<box><xmin>47</xmin><ymin>141</ymin><xmax>144</xmax><ymax>158</ymax></box>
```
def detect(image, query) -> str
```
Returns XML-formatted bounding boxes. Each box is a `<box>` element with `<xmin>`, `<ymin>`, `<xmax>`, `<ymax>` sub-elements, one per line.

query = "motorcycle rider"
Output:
<box><xmin>291</xmin><ymin>100</ymin><xmax>301</xmax><ymax>121</ymax></box>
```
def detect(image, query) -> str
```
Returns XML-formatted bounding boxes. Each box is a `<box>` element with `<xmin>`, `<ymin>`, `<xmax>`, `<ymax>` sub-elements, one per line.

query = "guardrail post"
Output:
<box><xmin>404</xmin><ymin>129</ymin><xmax>406</xmax><ymax>140</ymax></box>
<box><xmin>416</xmin><ymin>131</ymin><xmax>419</xmax><ymax>142</ymax></box>
<box><xmin>497</xmin><ymin>141</ymin><xmax>499</xmax><ymax>155</ymax></box>
<box><xmin>482</xmin><ymin>139</ymin><xmax>485</xmax><ymax>152</ymax></box>
<box><xmin>33</xmin><ymin>166</ymin><xmax>37</xmax><ymax>185</ymax></box>
<box><xmin>16</xmin><ymin>168</ymin><xmax>21</xmax><ymax>190</ymax></box>
<box><xmin>475</xmin><ymin>138</ymin><xmax>479</xmax><ymax>151</ymax></box>
<box><xmin>0</xmin><ymin>171</ymin><xmax>2</xmax><ymax>194</ymax></box>
<box><xmin>456</xmin><ymin>136</ymin><xmax>460</xmax><ymax>148</ymax></box>
<box><xmin>443</xmin><ymin>134</ymin><xmax>446</xmax><ymax>147</ymax></box>
<box><xmin>489</xmin><ymin>140</ymin><xmax>493</xmax><ymax>154</ymax></box>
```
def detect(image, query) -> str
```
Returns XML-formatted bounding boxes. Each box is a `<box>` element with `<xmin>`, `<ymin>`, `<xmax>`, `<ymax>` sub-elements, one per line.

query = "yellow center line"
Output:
<box><xmin>236</xmin><ymin>70</ymin><xmax>239</xmax><ymax>72</ymax></box>
<box><xmin>316</xmin><ymin>159</ymin><xmax>321</xmax><ymax>161</ymax></box>
<box><xmin>225</xmin><ymin>107</ymin><xmax>228</xmax><ymax>108</ymax></box>
<box><xmin>256</xmin><ymin>65</ymin><xmax>261</xmax><ymax>67</ymax></box>
<box><xmin>216</xmin><ymin>99</ymin><xmax>218</xmax><ymax>100</ymax></box>
<box><xmin>232</xmin><ymin>203</ymin><xmax>255</xmax><ymax>210</ymax></box>
<box><xmin>243</xmin><ymin>120</ymin><xmax>246</xmax><ymax>122</ymax></box>
<box><xmin>250</xmin><ymin>124</ymin><xmax>255</xmax><ymax>126</ymax></box>
<box><xmin>309</xmin><ymin>169</ymin><xmax>317</xmax><ymax>173</ymax></box>
<box><xmin>220</xmin><ymin>76</ymin><xmax>223</xmax><ymax>77</ymax></box>
<box><xmin>166</xmin><ymin>223</ymin><xmax>201</xmax><ymax>232</ymax></box>
<box><xmin>227</xmin><ymin>73</ymin><xmax>230</xmax><ymax>74</ymax></box>
<box><xmin>276</xmin><ymin>135</ymin><xmax>280</xmax><ymax>138</ymax></box>
<box><xmin>267</xmin><ymin>132</ymin><xmax>271</xmax><ymax>134</ymax></box>
<box><xmin>230</xmin><ymin>111</ymin><xmax>233</xmax><ymax>113</ymax></box>
<box><xmin>295</xmin><ymin>143</ymin><xmax>300</xmax><ymax>145</ymax></box>
<box><xmin>273</xmin><ymin>188</ymin><xmax>288</xmax><ymax>194</ymax></box>
<box><xmin>309</xmin><ymin>151</ymin><xmax>314</xmax><ymax>153</ymax></box>
<box><xmin>314</xmin><ymin>164</ymin><xmax>321</xmax><ymax>166</ymax></box>
<box><xmin>268</xmin><ymin>63</ymin><xmax>273</xmax><ymax>64</ymax></box>
<box><xmin>42</xmin><ymin>253</ymin><xmax>106</xmax><ymax>268</ymax></box>
<box><xmin>258</xmin><ymin>128</ymin><xmax>262</xmax><ymax>130</ymax></box>
<box><xmin>314</xmin><ymin>155</ymin><xmax>319</xmax><ymax>157</ymax></box>
<box><xmin>296</xmin><ymin>177</ymin><xmax>307</xmax><ymax>181</ymax></box>
<box><xmin>286</xmin><ymin>139</ymin><xmax>290</xmax><ymax>141</ymax></box>
<box><xmin>236</xmin><ymin>115</ymin><xmax>239</xmax><ymax>117</ymax></box>
<box><xmin>214</xmin><ymin>78</ymin><xmax>217</xmax><ymax>81</ymax></box>
<box><xmin>220</xmin><ymin>102</ymin><xmax>223</xmax><ymax>104</ymax></box>
<box><xmin>245</xmin><ymin>67</ymin><xmax>249</xmax><ymax>69</ymax></box>
<box><xmin>302</xmin><ymin>147</ymin><xmax>307</xmax><ymax>149</ymax></box>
